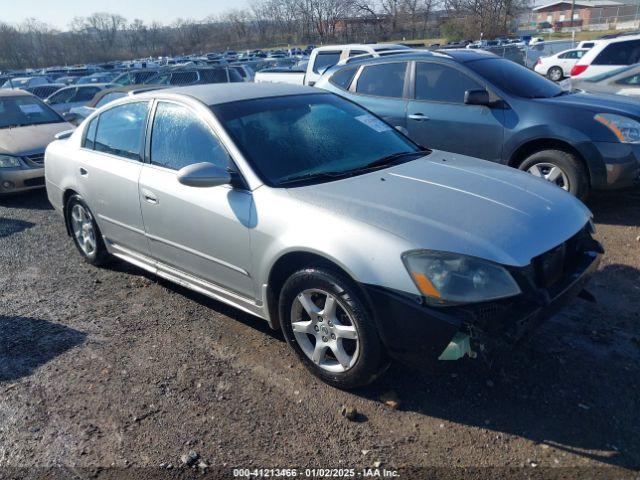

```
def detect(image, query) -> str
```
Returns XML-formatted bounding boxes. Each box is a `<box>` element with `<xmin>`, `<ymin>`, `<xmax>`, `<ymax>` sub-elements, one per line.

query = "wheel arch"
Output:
<box><xmin>62</xmin><ymin>188</ymin><xmax>80</xmax><ymax>236</ymax></box>
<box><xmin>265</xmin><ymin>250</ymin><xmax>366</xmax><ymax>331</ymax></box>
<box><xmin>507</xmin><ymin>138</ymin><xmax>591</xmax><ymax>186</ymax></box>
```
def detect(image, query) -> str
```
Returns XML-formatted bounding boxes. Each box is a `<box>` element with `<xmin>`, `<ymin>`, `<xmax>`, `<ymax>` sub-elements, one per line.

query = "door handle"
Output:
<box><xmin>79</xmin><ymin>167</ymin><xmax>88</xmax><ymax>176</ymax></box>
<box><xmin>142</xmin><ymin>189</ymin><xmax>158</xmax><ymax>205</ymax></box>
<box><xmin>408</xmin><ymin>113</ymin><xmax>429</xmax><ymax>121</ymax></box>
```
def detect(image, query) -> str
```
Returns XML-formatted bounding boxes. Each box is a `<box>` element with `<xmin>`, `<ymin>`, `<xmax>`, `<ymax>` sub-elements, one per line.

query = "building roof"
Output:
<box><xmin>157</xmin><ymin>83</ymin><xmax>319</xmax><ymax>106</ymax></box>
<box><xmin>533</xmin><ymin>0</ymin><xmax>623</xmax><ymax>10</ymax></box>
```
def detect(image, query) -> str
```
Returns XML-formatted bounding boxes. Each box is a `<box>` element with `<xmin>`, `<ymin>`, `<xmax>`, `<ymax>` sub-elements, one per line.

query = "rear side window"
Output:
<box><xmin>356</xmin><ymin>63</ymin><xmax>407</xmax><ymax>98</ymax></box>
<box><xmin>170</xmin><ymin>71</ymin><xmax>198</xmax><ymax>85</ymax></box>
<box><xmin>330</xmin><ymin>66</ymin><xmax>358</xmax><ymax>90</ymax></box>
<box><xmin>593</xmin><ymin>40</ymin><xmax>640</xmax><ymax>65</ymax></box>
<box><xmin>95</xmin><ymin>92</ymin><xmax>126</xmax><ymax>108</ymax></box>
<box><xmin>94</xmin><ymin>102</ymin><xmax>148</xmax><ymax>160</ymax></box>
<box><xmin>415</xmin><ymin>62</ymin><xmax>481</xmax><ymax>103</ymax></box>
<box><xmin>150</xmin><ymin>102</ymin><xmax>230</xmax><ymax>171</ymax></box>
<box><xmin>199</xmin><ymin>69</ymin><xmax>228</xmax><ymax>83</ymax></box>
<box><xmin>48</xmin><ymin>88</ymin><xmax>75</xmax><ymax>104</ymax></box>
<box><xmin>313</xmin><ymin>51</ymin><xmax>341</xmax><ymax>73</ymax></box>
<box><xmin>73</xmin><ymin>87</ymin><xmax>100</xmax><ymax>102</ymax></box>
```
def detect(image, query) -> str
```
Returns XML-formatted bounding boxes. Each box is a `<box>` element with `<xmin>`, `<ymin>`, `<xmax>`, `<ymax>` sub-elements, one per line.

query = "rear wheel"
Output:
<box><xmin>547</xmin><ymin>66</ymin><xmax>563</xmax><ymax>82</ymax></box>
<box><xmin>519</xmin><ymin>149</ymin><xmax>589</xmax><ymax>200</ymax></box>
<box><xmin>66</xmin><ymin>194</ymin><xmax>110</xmax><ymax>266</ymax></box>
<box><xmin>279</xmin><ymin>266</ymin><xmax>387</xmax><ymax>389</ymax></box>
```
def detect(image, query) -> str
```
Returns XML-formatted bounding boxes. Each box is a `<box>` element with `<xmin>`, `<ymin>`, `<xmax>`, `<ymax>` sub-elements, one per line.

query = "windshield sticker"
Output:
<box><xmin>19</xmin><ymin>104</ymin><xmax>44</xmax><ymax>115</ymax></box>
<box><xmin>355</xmin><ymin>114</ymin><xmax>391</xmax><ymax>133</ymax></box>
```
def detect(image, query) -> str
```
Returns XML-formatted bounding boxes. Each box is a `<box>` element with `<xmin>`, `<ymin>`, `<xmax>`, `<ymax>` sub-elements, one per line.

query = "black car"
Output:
<box><xmin>317</xmin><ymin>50</ymin><xmax>640</xmax><ymax>199</ymax></box>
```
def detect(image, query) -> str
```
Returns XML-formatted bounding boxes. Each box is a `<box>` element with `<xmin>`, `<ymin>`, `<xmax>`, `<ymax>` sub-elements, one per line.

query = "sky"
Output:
<box><xmin>2</xmin><ymin>0</ymin><xmax>249</xmax><ymax>30</ymax></box>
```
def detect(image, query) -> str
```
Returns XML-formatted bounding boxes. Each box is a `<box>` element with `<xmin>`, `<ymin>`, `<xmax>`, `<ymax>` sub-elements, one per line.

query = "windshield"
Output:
<box><xmin>212</xmin><ymin>93</ymin><xmax>421</xmax><ymax>187</ymax></box>
<box><xmin>0</xmin><ymin>95</ymin><xmax>63</xmax><ymax>128</ymax></box>
<box><xmin>466</xmin><ymin>58</ymin><xmax>563</xmax><ymax>98</ymax></box>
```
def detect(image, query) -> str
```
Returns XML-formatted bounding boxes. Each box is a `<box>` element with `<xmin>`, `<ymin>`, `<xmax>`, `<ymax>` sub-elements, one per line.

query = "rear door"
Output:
<box><xmin>138</xmin><ymin>100</ymin><xmax>254</xmax><ymax>297</ymax></box>
<box><xmin>76</xmin><ymin>101</ymin><xmax>150</xmax><ymax>255</ymax></box>
<box><xmin>349</xmin><ymin>61</ymin><xmax>410</xmax><ymax>131</ymax></box>
<box><xmin>406</xmin><ymin>61</ymin><xmax>504</xmax><ymax>161</ymax></box>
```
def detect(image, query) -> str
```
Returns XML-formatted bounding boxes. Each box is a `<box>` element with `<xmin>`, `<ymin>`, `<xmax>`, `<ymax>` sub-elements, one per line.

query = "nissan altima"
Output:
<box><xmin>44</xmin><ymin>83</ymin><xmax>602</xmax><ymax>388</ymax></box>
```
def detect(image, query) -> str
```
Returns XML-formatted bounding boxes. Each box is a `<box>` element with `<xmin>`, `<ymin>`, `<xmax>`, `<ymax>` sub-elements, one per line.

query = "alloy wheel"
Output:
<box><xmin>527</xmin><ymin>162</ymin><xmax>570</xmax><ymax>191</ymax></box>
<box><xmin>290</xmin><ymin>289</ymin><xmax>359</xmax><ymax>373</ymax></box>
<box><xmin>70</xmin><ymin>203</ymin><xmax>97</xmax><ymax>256</ymax></box>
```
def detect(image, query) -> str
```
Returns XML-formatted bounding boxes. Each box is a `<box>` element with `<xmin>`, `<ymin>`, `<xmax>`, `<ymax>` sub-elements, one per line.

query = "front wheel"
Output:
<box><xmin>519</xmin><ymin>149</ymin><xmax>589</xmax><ymax>200</ymax></box>
<box><xmin>279</xmin><ymin>267</ymin><xmax>387</xmax><ymax>389</ymax></box>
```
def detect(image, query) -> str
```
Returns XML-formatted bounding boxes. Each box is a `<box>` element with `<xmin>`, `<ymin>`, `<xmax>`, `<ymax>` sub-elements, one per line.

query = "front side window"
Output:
<box><xmin>593</xmin><ymin>40</ymin><xmax>640</xmax><ymax>65</ymax></box>
<box><xmin>150</xmin><ymin>102</ymin><xmax>230</xmax><ymax>171</ymax></box>
<box><xmin>94</xmin><ymin>102</ymin><xmax>149</xmax><ymax>160</ymax></box>
<box><xmin>415</xmin><ymin>62</ymin><xmax>481</xmax><ymax>103</ymax></box>
<box><xmin>313</xmin><ymin>52</ymin><xmax>341</xmax><ymax>73</ymax></box>
<box><xmin>48</xmin><ymin>88</ymin><xmax>75</xmax><ymax>105</ymax></box>
<box><xmin>356</xmin><ymin>63</ymin><xmax>407</xmax><ymax>98</ymax></box>
<box><xmin>212</xmin><ymin>93</ymin><xmax>420</xmax><ymax>187</ymax></box>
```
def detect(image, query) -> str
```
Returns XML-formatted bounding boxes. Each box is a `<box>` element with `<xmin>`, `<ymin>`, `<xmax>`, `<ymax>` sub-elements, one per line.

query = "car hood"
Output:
<box><xmin>0</xmin><ymin>122</ymin><xmax>71</xmax><ymax>156</ymax></box>
<box><xmin>286</xmin><ymin>151</ymin><xmax>592</xmax><ymax>267</ymax></box>
<box><xmin>536</xmin><ymin>91</ymin><xmax>640</xmax><ymax>118</ymax></box>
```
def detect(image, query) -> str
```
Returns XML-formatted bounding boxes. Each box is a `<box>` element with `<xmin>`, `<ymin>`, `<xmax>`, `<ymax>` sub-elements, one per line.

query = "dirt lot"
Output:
<box><xmin>1</xmin><ymin>188</ymin><xmax>639</xmax><ymax>479</ymax></box>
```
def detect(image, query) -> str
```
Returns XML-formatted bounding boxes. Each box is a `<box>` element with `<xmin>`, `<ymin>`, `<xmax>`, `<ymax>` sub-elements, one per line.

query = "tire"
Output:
<box><xmin>547</xmin><ymin>66</ymin><xmax>563</xmax><ymax>82</ymax></box>
<box><xmin>279</xmin><ymin>266</ymin><xmax>387</xmax><ymax>389</ymax></box>
<box><xmin>518</xmin><ymin>149</ymin><xmax>590</xmax><ymax>200</ymax></box>
<box><xmin>65</xmin><ymin>194</ymin><xmax>111</xmax><ymax>266</ymax></box>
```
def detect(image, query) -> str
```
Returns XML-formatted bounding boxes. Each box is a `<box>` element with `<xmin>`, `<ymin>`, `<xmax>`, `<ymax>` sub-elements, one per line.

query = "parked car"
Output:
<box><xmin>534</xmin><ymin>48</ymin><xmax>589</xmax><ymax>81</ymax></box>
<box><xmin>76</xmin><ymin>72</ymin><xmax>117</xmax><ymax>85</ymax></box>
<box><xmin>571</xmin><ymin>64</ymin><xmax>640</xmax><ymax>97</ymax></box>
<box><xmin>255</xmin><ymin>44</ymin><xmax>411</xmax><ymax>86</ymax></box>
<box><xmin>144</xmin><ymin>67</ymin><xmax>242</xmax><ymax>86</ymax></box>
<box><xmin>45</xmin><ymin>83</ymin><xmax>602</xmax><ymax>388</ymax></box>
<box><xmin>0</xmin><ymin>90</ymin><xmax>71</xmax><ymax>195</ymax></box>
<box><xmin>112</xmin><ymin>69</ymin><xmax>162</xmax><ymax>86</ymax></box>
<box><xmin>571</xmin><ymin>34</ymin><xmax>640</xmax><ymax>79</ymax></box>
<box><xmin>45</xmin><ymin>84</ymin><xmax>114</xmax><ymax>114</ymax></box>
<box><xmin>229</xmin><ymin>65</ymin><xmax>256</xmax><ymax>82</ymax></box>
<box><xmin>316</xmin><ymin>50</ymin><xmax>640</xmax><ymax>199</ymax></box>
<box><xmin>23</xmin><ymin>83</ymin><xmax>65</xmax><ymax>99</ymax></box>
<box><xmin>2</xmin><ymin>76</ymin><xmax>51</xmax><ymax>89</ymax></box>
<box><xmin>65</xmin><ymin>84</ymin><xmax>167</xmax><ymax>125</ymax></box>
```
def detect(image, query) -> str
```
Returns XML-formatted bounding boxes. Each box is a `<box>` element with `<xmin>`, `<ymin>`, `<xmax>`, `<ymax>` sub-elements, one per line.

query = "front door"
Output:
<box><xmin>138</xmin><ymin>100</ymin><xmax>254</xmax><ymax>298</ymax></box>
<box><xmin>407</xmin><ymin>61</ymin><xmax>504</xmax><ymax>162</ymax></box>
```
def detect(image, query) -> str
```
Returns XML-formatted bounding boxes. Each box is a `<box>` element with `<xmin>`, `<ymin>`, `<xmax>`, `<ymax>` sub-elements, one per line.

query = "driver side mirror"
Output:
<box><xmin>62</xmin><ymin>112</ymin><xmax>77</xmax><ymax>123</ymax></box>
<box><xmin>177</xmin><ymin>162</ymin><xmax>231</xmax><ymax>188</ymax></box>
<box><xmin>464</xmin><ymin>89</ymin><xmax>492</xmax><ymax>107</ymax></box>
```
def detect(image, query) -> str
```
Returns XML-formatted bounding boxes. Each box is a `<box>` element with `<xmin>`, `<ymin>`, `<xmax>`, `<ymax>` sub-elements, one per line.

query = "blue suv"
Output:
<box><xmin>316</xmin><ymin>50</ymin><xmax>640</xmax><ymax>199</ymax></box>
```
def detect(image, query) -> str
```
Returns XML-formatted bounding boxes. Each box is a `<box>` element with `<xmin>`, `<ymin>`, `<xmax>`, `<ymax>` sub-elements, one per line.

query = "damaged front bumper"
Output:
<box><xmin>363</xmin><ymin>227</ymin><xmax>603</xmax><ymax>367</ymax></box>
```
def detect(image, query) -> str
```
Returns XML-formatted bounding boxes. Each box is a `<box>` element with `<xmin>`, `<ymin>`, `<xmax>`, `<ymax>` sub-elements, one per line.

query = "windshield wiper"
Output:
<box><xmin>277</xmin><ymin>170</ymin><xmax>347</xmax><ymax>187</ymax></box>
<box><xmin>350</xmin><ymin>149</ymin><xmax>431</xmax><ymax>173</ymax></box>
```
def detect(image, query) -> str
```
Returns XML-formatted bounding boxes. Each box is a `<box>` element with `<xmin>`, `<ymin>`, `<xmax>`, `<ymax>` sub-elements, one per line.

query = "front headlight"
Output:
<box><xmin>0</xmin><ymin>155</ymin><xmax>21</xmax><ymax>168</ymax></box>
<box><xmin>402</xmin><ymin>250</ymin><xmax>521</xmax><ymax>305</ymax></box>
<box><xmin>594</xmin><ymin>113</ymin><xmax>640</xmax><ymax>144</ymax></box>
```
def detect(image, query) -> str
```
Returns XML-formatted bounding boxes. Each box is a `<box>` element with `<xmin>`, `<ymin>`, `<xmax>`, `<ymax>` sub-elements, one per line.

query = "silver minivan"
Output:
<box><xmin>44</xmin><ymin>84</ymin><xmax>602</xmax><ymax>388</ymax></box>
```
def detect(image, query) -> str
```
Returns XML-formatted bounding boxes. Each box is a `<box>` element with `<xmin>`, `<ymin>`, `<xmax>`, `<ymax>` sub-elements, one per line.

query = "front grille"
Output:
<box><xmin>25</xmin><ymin>153</ymin><xmax>45</xmax><ymax>165</ymax></box>
<box><xmin>23</xmin><ymin>177</ymin><xmax>45</xmax><ymax>187</ymax></box>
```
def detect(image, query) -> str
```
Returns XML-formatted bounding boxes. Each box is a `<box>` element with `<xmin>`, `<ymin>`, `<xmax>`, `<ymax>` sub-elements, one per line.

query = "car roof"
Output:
<box><xmin>0</xmin><ymin>89</ymin><xmax>35</xmax><ymax>98</ymax></box>
<box><xmin>146</xmin><ymin>83</ymin><xmax>319</xmax><ymax>106</ymax></box>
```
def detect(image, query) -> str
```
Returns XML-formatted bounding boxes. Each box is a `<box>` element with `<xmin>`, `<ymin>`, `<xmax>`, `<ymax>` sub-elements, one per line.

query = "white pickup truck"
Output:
<box><xmin>255</xmin><ymin>43</ymin><xmax>411</xmax><ymax>86</ymax></box>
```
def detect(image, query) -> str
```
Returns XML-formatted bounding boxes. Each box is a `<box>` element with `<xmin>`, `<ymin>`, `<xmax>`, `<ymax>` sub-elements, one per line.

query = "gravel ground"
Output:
<box><xmin>0</xmin><ymin>188</ymin><xmax>639</xmax><ymax>479</ymax></box>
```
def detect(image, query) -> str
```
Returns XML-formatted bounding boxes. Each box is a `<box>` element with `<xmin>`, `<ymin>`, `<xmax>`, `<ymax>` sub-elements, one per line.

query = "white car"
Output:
<box><xmin>534</xmin><ymin>48</ymin><xmax>589</xmax><ymax>81</ymax></box>
<box><xmin>570</xmin><ymin>34</ymin><xmax>640</xmax><ymax>79</ymax></box>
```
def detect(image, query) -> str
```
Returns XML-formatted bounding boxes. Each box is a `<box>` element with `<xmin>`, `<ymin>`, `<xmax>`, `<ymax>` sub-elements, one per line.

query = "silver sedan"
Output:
<box><xmin>44</xmin><ymin>83</ymin><xmax>602</xmax><ymax>388</ymax></box>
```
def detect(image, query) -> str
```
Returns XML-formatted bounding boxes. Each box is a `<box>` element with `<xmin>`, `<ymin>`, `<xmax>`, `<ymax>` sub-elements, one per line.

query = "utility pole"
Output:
<box><xmin>570</xmin><ymin>0</ymin><xmax>576</xmax><ymax>28</ymax></box>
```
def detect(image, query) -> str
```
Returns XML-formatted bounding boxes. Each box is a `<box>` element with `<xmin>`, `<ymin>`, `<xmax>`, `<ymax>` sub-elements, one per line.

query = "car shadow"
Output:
<box><xmin>587</xmin><ymin>188</ymin><xmax>640</xmax><ymax>227</ymax></box>
<box><xmin>0</xmin><ymin>189</ymin><xmax>53</xmax><ymax>211</ymax></box>
<box><xmin>0</xmin><ymin>218</ymin><xmax>35</xmax><ymax>238</ymax></box>
<box><xmin>0</xmin><ymin>316</ymin><xmax>87</xmax><ymax>382</ymax></box>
